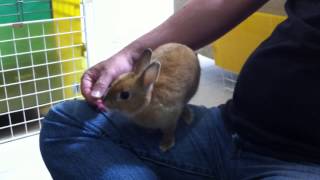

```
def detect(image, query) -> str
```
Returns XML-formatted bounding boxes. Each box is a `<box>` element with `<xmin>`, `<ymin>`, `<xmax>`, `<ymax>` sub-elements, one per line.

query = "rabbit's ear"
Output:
<box><xmin>134</xmin><ymin>48</ymin><xmax>152</xmax><ymax>74</ymax></box>
<box><xmin>140</xmin><ymin>61</ymin><xmax>161</xmax><ymax>89</ymax></box>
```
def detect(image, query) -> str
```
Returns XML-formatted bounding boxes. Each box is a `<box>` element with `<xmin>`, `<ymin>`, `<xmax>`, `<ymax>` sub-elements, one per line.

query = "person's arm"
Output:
<box><xmin>132</xmin><ymin>0</ymin><xmax>269</xmax><ymax>51</ymax></box>
<box><xmin>81</xmin><ymin>0</ymin><xmax>269</xmax><ymax>107</ymax></box>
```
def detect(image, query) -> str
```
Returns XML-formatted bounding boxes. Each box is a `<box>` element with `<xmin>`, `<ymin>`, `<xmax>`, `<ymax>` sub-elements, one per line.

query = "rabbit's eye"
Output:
<box><xmin>119</xmin><ymin>91</ymin><xmax>130</xmax><ymax>100</ymax></box>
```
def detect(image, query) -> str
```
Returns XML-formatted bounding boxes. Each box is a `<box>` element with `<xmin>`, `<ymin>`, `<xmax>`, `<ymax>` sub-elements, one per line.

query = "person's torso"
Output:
<box><xmin>222</xmin><ymin>0</ymin><xmax>320</xmax><ymax>162</ymax></box>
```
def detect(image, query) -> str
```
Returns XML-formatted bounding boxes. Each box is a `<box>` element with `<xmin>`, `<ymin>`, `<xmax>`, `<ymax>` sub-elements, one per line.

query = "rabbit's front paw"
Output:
<box><xmin>160</xmin><ymin>137</ymin><xmax>175</xmax><ymax>152</ymax></box>
<box><xmin>159</xmin><ymin>131</ymin><xmax>175</xmax><ymax>152</ymax></box>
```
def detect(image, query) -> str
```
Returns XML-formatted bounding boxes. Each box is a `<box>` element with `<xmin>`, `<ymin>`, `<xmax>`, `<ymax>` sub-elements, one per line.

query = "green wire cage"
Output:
<box><xmin>0</xmin><ymin>0</ymin><xmax>88</xmax><ymax>143</ymax></box>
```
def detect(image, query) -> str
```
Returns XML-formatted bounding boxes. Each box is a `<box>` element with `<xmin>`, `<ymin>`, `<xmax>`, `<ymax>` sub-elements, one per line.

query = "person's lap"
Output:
<box><xmin>40</xmin><ymin>100</ymin><xmax>320</xmax><ymax>180</ymax></box>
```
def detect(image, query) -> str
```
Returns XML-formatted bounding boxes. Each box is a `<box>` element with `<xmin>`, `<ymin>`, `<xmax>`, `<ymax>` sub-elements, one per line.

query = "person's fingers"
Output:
<box><xmin>96</xmin><ymin>99</ymin><xmax>107</xmax><ymax>111</ymax></box>
<box><xmin>81</xmin><ymin>72</ymin><xmax>94</xmax><ymax>98</ymax></box>
<box><xmin>80</xmin><ymin>55</ymin><xmax>133</xmax><ymax>106</ymax></box>
<box><xmin>91</xmin><ymin>70</ymin><xmax>115</xmax><ymax>99</ymax></box>
<box><xmin>80</xmin><ymin>69</ymin><xmax>101</xmax><ymax>105</ymax></box>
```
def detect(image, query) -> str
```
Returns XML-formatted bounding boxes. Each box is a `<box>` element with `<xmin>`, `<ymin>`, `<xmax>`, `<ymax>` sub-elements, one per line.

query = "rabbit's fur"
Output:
<box><xmin>104</xmin><ymin>43</ymin><xmax>200</xmax><ymax>151</ymax></box>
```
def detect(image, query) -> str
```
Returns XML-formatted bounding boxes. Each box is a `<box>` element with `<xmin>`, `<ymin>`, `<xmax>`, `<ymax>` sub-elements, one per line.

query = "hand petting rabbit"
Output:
<box><xmin>103</xmin><ymin>43</ymin><xmax>201</xmax><ymax>151</ymax></box>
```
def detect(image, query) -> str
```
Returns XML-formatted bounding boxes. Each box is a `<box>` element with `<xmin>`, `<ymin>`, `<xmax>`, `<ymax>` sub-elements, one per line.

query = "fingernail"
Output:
<box><xmin>91</xmin><ymin>91</ymin><xmax>102</xmax><ymax>98</ymax></box>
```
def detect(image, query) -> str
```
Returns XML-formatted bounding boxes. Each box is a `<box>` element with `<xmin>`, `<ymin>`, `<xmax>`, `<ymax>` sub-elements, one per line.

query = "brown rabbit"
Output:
<box><xmin>103</xmin><ymin>43</ymin><xmax>201</xmax><ymax>151</ymax></box>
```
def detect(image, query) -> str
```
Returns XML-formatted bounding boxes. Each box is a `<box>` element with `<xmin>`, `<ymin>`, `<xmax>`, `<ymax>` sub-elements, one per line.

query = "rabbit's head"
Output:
<box><xmin>103</xmin><ymin>49</ymin><xmax>161</xmax><ymax>115</ymax></box>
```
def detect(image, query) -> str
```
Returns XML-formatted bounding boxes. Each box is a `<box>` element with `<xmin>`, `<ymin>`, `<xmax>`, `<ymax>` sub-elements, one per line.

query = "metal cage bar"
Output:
<box><xmin>0</xmin><ymin>15</ymin><xmax>87</xmax><ymax>143</ymax></box>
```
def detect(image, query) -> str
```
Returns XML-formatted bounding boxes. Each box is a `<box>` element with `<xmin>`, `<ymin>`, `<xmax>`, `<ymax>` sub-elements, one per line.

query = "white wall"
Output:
<box><xmin>84</xmin><ymin>0</ymin><xmax>174</xmax><ymax>66</ymax></box>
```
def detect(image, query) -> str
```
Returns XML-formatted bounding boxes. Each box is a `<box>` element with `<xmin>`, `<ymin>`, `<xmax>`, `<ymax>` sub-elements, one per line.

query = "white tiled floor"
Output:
<box><xmin>0</xmin><ymin>55</ymin><xmax>233</xmax><ymax>180</ymax></box>
<box><xmin>0</xmin><ymin>135</ymin><xmax>51</xmax><ymax>180</ymax></box>
<box><xmin>191</xmin><ymin>56</ymin><xmax>233</xmax><ymax>106</ymax></box>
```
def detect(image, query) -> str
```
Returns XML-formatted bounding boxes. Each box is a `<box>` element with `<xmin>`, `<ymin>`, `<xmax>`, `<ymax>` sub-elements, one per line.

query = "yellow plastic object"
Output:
<box><xmin>212</xmin><ymin>12</ymin><xmax>286</xmax><ymax>74</ymax></box>
<box><xmin>52</xmin><ymin>0</ymin><xmax>81</xmax><ymax>18</ymax></box>
<box><xmin>51</xmin><ymin>0</ymin><xmax>86</xmax><ymax>98</ymax></box>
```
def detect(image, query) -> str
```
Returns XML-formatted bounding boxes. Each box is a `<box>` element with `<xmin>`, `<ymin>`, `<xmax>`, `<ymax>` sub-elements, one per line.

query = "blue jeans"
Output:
<box><xmin>39</xmin><ymin>100</ymin><xmax>320</xmax><ymax>179</ymax></box>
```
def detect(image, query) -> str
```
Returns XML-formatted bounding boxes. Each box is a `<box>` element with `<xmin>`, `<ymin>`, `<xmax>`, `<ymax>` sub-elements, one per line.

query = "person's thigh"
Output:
<box><xmin>40</xmin><ymin>100</ymin><xmax>235</xmax><ymax>180</ymax></box>
<box><xmin>40</xmin><ymin>100</ymin><xmax>159</xmax><ymax>180</ymax></box>
<box><xmin>234</xmin><ymin>149</ymin><xmax>320</xmax><ymax>180</ymax></box>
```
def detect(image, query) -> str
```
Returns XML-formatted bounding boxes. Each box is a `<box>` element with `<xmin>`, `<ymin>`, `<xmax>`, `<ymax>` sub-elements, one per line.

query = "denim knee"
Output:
<box><xmin>45</xmin><ymin>100</ymin><xmax>100</xmax><ymax>125</ymax></box>
<box><xmin>40</xmin><ymin>100</ymin><xmax>104</xmax><ymax>141</ymax></box>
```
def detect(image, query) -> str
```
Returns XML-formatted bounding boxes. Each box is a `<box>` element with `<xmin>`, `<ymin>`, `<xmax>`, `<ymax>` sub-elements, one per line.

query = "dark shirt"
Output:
<box><xmin>222</xmin><ymin>0</ymin><xmax>320</xmax><ymax>162</ymax></box>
